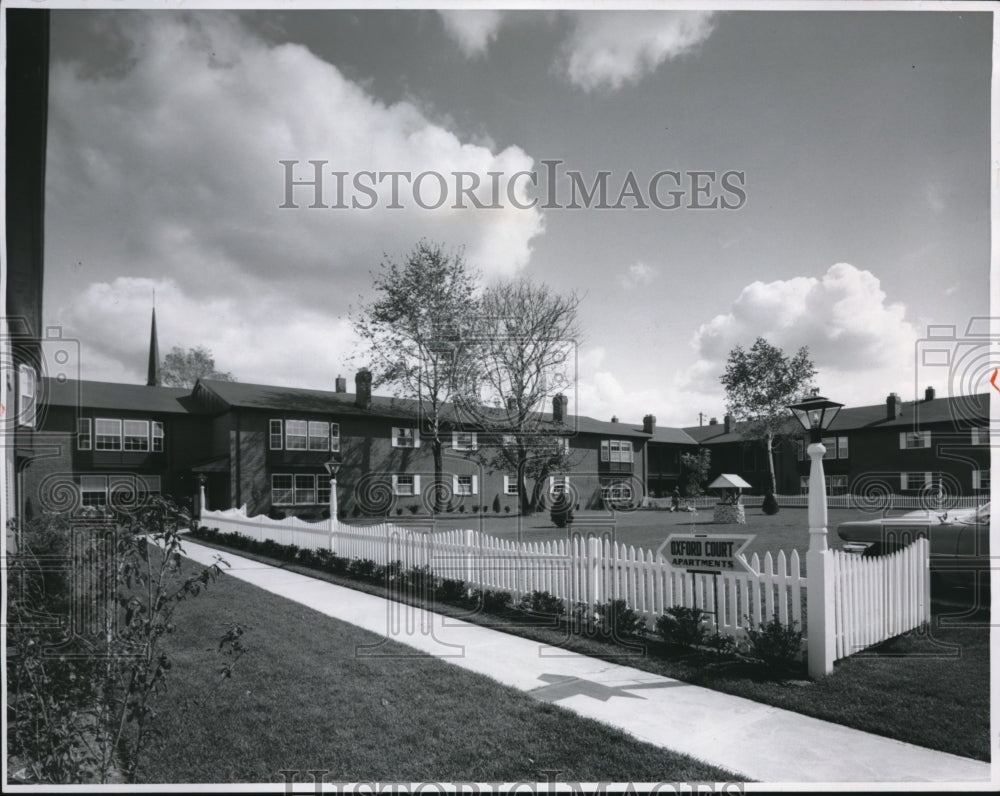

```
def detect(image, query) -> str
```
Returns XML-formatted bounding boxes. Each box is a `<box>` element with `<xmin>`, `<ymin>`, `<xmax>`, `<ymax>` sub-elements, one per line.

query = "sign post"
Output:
<box><xmin>656</xmin><ymin>533</ymin><xmax>755</xmax><ymax>628</ymax></box>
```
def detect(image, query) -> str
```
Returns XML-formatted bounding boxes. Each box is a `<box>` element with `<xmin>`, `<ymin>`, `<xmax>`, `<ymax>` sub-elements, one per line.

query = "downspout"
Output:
<box><xmin>234</xmin><ymin>412</ymin><xmax>242</xmax><ymax>509</ymax></box>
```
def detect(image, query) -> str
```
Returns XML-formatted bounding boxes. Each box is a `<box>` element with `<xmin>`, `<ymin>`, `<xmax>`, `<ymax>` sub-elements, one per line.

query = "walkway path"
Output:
<box><xmin>182</xmin><ymin>540</ymin><xmax>992</xmax><ymax>785</ymax></box>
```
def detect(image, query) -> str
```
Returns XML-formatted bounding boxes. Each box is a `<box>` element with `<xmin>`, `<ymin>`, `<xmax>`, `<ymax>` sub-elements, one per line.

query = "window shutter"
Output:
<box><xmin>451</xmin><ymin>431</ymin><xmax>458</xmax><ymax>448</ymax></box>
<box><xmin>503</xmin><ymin>475</ymin><xmax>510</xmax><ymax>494</ymax></box>
<box><xmin>414</xmin><ymin>431</ymin><xmax>421</xmax><ymax>448</ymax></box>
<box><xmin>972</xmin><ymin>470</ymin><xmax>980</xmax><ymax>490</ymax></box>
<box><xmin>900</xmin><ymin>473</ymin><xmax>908</xmax><ymax>490</ymax></box>
<box><xmin>470</xmin><ymin>432</ymin><xmax>478</xmax><ymax>451</ymax></box>
<box><xmin>972</xmin><ymin>428</ymin><xmax>980</xmax><ymax>445</ymax></box>
<box><xmin>899</xmin><ymin>432</ymin><xmax>907</xmax><ymax>449</ymax></box>
<box><xmin>391</xmin><ymin>475</ymin><xmax>399</xmax><ymax>493</ymax></box>
<box><xmin>600</xmin><ymin>440</ymin><xmax>609</xmax><ymax>461</ymax></box>
<box><xmin>413</xmin><ymin>475</ymin><xmax>421</xmax><ymax>493</ymax></box>
<box><xmin>922</xmin><ymin>431</ymin><xmax>931</xmax><ymax>448</ymax></box>
<box><xmin>391</xmin><ymin>428</ymin><xmax>399</xmax><ymax>448</ymax></box>
<box><xmin>452</xmin><ymin>474</ymin><xmax>459</xmax><ymax>493</ymax></box>
<box><xmin>472</xmin><ymin>475</ymin><xmax>479</xmax><ymax>495</ymax></box>
<box><xmin>548</xmin><ymin>476</ymin><xmax>554</xmax><ymax>493</ymax></box>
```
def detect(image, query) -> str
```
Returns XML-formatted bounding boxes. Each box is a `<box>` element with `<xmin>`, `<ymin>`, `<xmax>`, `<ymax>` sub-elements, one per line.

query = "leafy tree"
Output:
<box><xmin>465</xmin><ymin>278</ymin><xmax>582</xmax><ymax>514</ymax></box>
<box><xmin>161</xmin><ymin>346</ymin><xmax>236</xmax><ymax>387</ymax></box>
<box><xmin>721</xmin><ymin>338</ymin><xmax>816</xmax><ymax>513</ymax></box>
<box><xmin>679</xmin><ymin>448</ymin><xmax>711</xmax><ymax>498</ymax></box>
<box><xmin>352</xmin><ymin>241</ymin><xmax>479</xmax><ymax>512</ymax></box>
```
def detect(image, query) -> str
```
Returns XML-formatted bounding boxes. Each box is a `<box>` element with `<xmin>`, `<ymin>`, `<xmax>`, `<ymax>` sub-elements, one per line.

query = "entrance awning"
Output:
<box><xmin>189</xmin><ymin>456</ymin><xmax>230</xmax><ymax>473</ymax></box>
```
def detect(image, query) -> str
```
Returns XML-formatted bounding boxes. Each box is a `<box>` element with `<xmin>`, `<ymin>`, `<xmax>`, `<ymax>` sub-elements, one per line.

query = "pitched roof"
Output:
<box><xmin>681</xmin><ymin>393</ymin><xmax>989</xmax><ymax>443</ymax></box>
<box><xmin>42</xmin><ymin>377</ymin><xmax>202</xmax><ymax>414</ymax></box>
<box><xmin>196</xmin><ymin>379</ymin><xmax>653</xmax><ymax>437</ymax></box>
<box><xmin>650</xmin><ymin>426</ymin><xmax>699</xmax><ymax>445</ymax></box>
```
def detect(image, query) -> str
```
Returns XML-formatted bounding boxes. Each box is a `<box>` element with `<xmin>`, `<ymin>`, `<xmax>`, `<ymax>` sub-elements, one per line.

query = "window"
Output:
<box><xmin>80</xmin><ymin>475</ymin><xmax>108</xmax><ymax>507</ymax></box>
<box><xmin>837</xmin><ymin>436</ymin><xmax>848</xmax><ymax>459</ymax></box>
<box><xmin>271</xmin><ymin>474</ymin><xmax>294</xmax><ymax>505</ymax></box>
<box><xmin>601</xmin><ymin>439</ymin><xmax>633</xmax><ymax>463</ymax></box>
<box><xmin>602</xmin><ymin>480</ymin><xmax>633</xmax><ymax>501</ymax></box>
<box><xmin>152</xmin><ymin>421</ymin><xmax>164</xmax><ymax>452</ymax></box>
<box><xmin>330</xmin><ymin>423</ymin><xmax>341</xmax><ymax>453</ymax></box>
<box><xmin>973</xmin><ymin>469</ymin><xmax>990</xmax><ymax>491</ymax></box>
<box><xmin>308</xmin><ymin>421</ymin><xmax>330</xmax><ymax>451</ymax></box>
<box><xmin>453</xmin><ymin>474</ymin><xmax>478</xmax><ymax>495</ymax></box>
<box><xmin>972</xmin><ymin>427</ymin><xmax>989</xmax><ymax>445</ymax></box>
<box><xmin>123</xmin><ymin>420</ymin><xmax>150</xmax><ymax>451</ymax></box>
<box><xmin>795</xmin><ymin>440</ymin><xmax>804</xmax><ymax>461</ymax></box>
<box><xmin>502</xmin><ymin>434</ymin><xmax>517</xmax><ymax>448</ymax></box>
<box><xmin>17</xmin><ymin>364</ymin><xmax>35</xmax><ymax>428</ymax></box>
<box><xmin>317</xmin><ymin>478</ymin><xmax>331</xmax><ymax>505</ymax></box>
<box><xmin>270</xmin><ymin>420</ymin><xmax>283</xmax><ymax>450</ymax></box>
<box><xmin>392</xmin><ymin>474</ymin><xmax>420</xmax><ymax>496</ymax></box>
<box><xmin>801</xmin><ymin>475</ymin><xmax>848</xmax><ymax>495</ymax></box>
<box><xmin>549</xmin><ymin>475</ymin><xmax>569</xmax><ymax>495</ymax></box>
<box><xmin>900</xmin><ymin>472</ymin><xmax>936</xmax><ymax>491</ymax></box>
<box><xmin>452</xmin><ymin>431</ymin><xmax>477</xmax><ymax>451</ymax></box>
<box><xmin>392</xmin><ymin>427</ymin><xmax>420</xmax><ymax>448</ymax></box>
<box><xmin>294</xmin><ymin>474</ymin><xmax>317</xmax><ymax>504</ymax></box>
<box><xmin>78</xmin><ymin>418</ymin><xmax>92</xmax><ymax>451</ymax></box>
<box><xmin>900</xmin><ymin>431</ymin><xmax>931</xmax><ymax>450</ymax></box>
<box><xmin>95</xmin><ymin>419</ymin><xmax>123</xmax><ymax>451</ymax></box>
<box><xmin>285</xmin><ymin>420</ymin><xmax>308</xmax><ymax>450</ymax></box>
<box><xmin>503</xmin><ymin>475</ymin><xmax>518</xmax><ymax>496</ymax></box>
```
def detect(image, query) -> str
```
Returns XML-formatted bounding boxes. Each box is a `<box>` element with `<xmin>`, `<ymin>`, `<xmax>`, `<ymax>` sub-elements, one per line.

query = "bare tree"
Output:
<box><xmin>464</xmin><ymin>278</ymin><xmax>583</xmax><ymax>514</ymax></box>
<box><xmin>352</xmin><ymin>241</ymin><xmax>479</xmax><ymax>513</ymax></box>
<box><xmin>721</xmin><ymin>337</ymin><xmax>816</xmax><ymax>514</ymax></box>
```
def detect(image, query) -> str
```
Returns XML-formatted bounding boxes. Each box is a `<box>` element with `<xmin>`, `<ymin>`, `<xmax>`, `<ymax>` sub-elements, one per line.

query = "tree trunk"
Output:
<box><xmin>765</xmin><ymin>431</ymin><xmax>777</xmax><ymax>495</ymax></box>
<box><xmin>432</xmin><ymin>439</ymin><xmax>443</xmax><ymax>514</ymax></box>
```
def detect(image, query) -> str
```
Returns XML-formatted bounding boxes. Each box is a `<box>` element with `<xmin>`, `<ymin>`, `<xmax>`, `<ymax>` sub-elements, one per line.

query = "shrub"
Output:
<box><xmin>656</xmin><ymin>606</ymin><xmax>709</xmax><ymax>647</ymax></box>
<box><xmin>437</xmin><ymin>578</ymin><xmax>467</xmax><ymax>603</ymax></box>
<box><xmin>402</xmin><ymin>565</ymin><xmax>436</xmax><ymax>596</ymax></box>
<box><xmin>550</xmin><ymin>496</ymin><xmax>574</xmax><ymax>528</ymax></box>
<box><xmin>744</xmin><ymin>614</ymin><xmax>804</xmax><ymax>672</ymax></box>
<box><xmin>517</xmin><ymin>590</ymin><xmax>566</xmax><ymax>617</ymax></box>
<box><xmin>761</xmin><ymin>493</ymin><xmax>779</xmax><ymax>515</ymax></box>
<box><xmin>572</xmin><ymin>600</ymin><xmax>645</xmax><ymax>639</ymax></box>
<box><xmin>408</xmin><ymin>504</ymin><xmax>420</xmax><ymax>514</ymax></box>
<box><xmin>396</xmin><ymin>507</ymin><xmax>404</xmax><ymax>515</ymax></box>
<box><xmin>706</xmin><ymin>632</ymin><xmax>738</xmax><ymax>656</ymax></box>
<box><xmin>504</xmin><ymin>505</ymin><xmax>511</xmax><ymax>514</ymax></box>
<box><xmin>470</xmin><ymin>589</ymin><xmax>512</xmax><ymax>614</ymax></box>
<box><xmin>347</xmin><ymin>558</ymin><xmax>377</xmax><ymax>581</ymax></box>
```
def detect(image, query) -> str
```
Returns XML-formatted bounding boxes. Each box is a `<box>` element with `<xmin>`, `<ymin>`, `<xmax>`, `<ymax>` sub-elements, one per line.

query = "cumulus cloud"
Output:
<box><xmin>45</xmin><ymin>11</ymin><xmax>544</xmax><ymax>382</ymax></box>
<box><xmin>561</xmin><ymin>11</ymin><xmax>717</xmax><ymax>91</ymax></box>
<box><xmin>438</xmin><ymin>10</ymin><xmax>506</xmax><ymax>57</ymax></box>
<box><xmin>678</xmin><ymin>263</ymin><xmax>919</xmax><ymax>411</ymax></box>
<box><xmin>57</xmin><ymin>277</ymin><xmax>357</xmax><ymax>389</ymax></box>
<box><xmin>621</xmin><ymin>262</ymin><xmax>657</xmax><ymax>289</ymax></box>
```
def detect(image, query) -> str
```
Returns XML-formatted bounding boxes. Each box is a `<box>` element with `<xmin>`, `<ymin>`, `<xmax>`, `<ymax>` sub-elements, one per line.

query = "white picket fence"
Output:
<box><xmin>830</xmin><ymin>537</ymin><xmax>931</xmax><ymax>660</ymax></box>
<box><xmin>199</xmin><ymin>506</ymin><xmax>805</xmax><ymax>640</ymax></box>
<box><xmin>198</xmin><ymin>505</ymin><xmax>929</xmax><ymax>668</ymax></box>
<box><xmin>643</xmin><ymin>494</ymin><xmax>985</xmax><ymax>511</ymax></box>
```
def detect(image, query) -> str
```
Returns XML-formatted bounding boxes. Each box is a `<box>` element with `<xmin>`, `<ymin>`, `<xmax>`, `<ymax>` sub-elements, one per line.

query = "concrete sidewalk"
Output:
<box><xmin>182</xmin><ymin>539</ymin><xmax>992</xmax><ymax>786</ymax></box>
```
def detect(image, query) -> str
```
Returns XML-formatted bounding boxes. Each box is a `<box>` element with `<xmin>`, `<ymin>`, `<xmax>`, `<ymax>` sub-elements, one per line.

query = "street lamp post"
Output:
<box><xmin>197</xmin><ymin>474</ymin><xmax>207</xmax><ymax>520</ymax></box>
<box><xmin>787</xmin><ymin>392</ymin><xmax>843</xmax><ymax>678</ymax></box>
<box><xmin>324</xmin><ymin>456</ymin><xmax>342</xmax><ymax>525</ymax></box>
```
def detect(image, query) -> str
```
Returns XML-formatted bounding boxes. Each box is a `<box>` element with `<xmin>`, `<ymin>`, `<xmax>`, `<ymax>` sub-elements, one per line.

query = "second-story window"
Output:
<box><xmin>392</xmin><ymin>427</ymin><xmax>420</xmax><ymax>448</ymax></box>
<box><xmin>270</xmin><ymin>420</ymin><xmax>283</xmax><ymax>450</ymax></box>
<box><xmin>124</xmin><ymin>420</ymin><xmax>150</xmax><ymax>451</ymax></box>
<box><xmin>330</xmin><ymin>423</ymin><xmax>341</xmax><ymax>453</ymax></box>
<box><xmin>452</xmin><ymin>431</ymin><xmax>477</xmax><ymax>451</ymax></box>
<box><xmin>600</xmin><ymin>439</ymin><xmax>633</xmax><ymax>463</ymax></box>
<box><xmin>78</xmin><ymin>418</ymin><xmax>92</xmax><ymax>450</ymax></box>
<box><xmin>900</xmin><ymin>431</ymin><xmax>931</xmax><ymax>450</ymax></box>
<box><xmin>95</xmin><ymin>419</ymin><xmax>123</xmax><ymax>451</ymax></box>
<box><xmin>285</xmin><ymin>420</ymin><xmax>308</xmax><ymax>450</ymax></box>
<box><xmin>308</xmin><ymin>421</ymin><xmax>330</xmax><ymax>451</ymax></box>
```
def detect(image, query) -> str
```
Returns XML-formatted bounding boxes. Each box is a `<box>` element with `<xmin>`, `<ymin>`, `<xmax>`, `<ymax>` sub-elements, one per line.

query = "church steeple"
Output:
<box><xmin>146</xmin><ymin>300</ymin><xmax>161</xmax><ymax>387</ymax></box>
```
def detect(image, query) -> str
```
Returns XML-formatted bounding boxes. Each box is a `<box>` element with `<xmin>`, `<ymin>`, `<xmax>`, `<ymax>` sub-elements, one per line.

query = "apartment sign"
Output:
<box><xmin>658</xmin><ymin>533</ymin><xmax>755</xmax><ymax>574</ymax></box>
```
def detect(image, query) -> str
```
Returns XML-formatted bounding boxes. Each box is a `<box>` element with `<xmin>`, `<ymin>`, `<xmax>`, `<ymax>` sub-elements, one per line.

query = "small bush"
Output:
<box><xmin>347</xmin><ymin>558</ymin><xmax>377</xmax><ymax>581</ymax></box>
<box><xmin>408</xmin><ymin>504</ymin><xmax>421</xmax><ymax>515</ymax></box>
<box><xmin>517</xmin><ymin>590</ymin><xmax>566</xmax><ymax>617</ymax></box>
<box><xmin>504</xmin><ymin>505</ymin><xmax>511</xmax><ymax>514</ymax></box>
<box><xmin>438</xmin><ymin>578</ymin><xmax>467</xmax><ymax>603</ymax></box>
<box><xmin>706</xmin><ymin>632</ymin><xmax>738</xmax><ymax>656</ymax></box>
<box><xmin>656</xmin><ymin>606</ymin><xmax>709</xmax><ymax>647</ymax></box>
<box><xmin>402</xmin><ymin>565</ymin><xmax>436</xmax><ymax>596</ymax></box>
<box><xmin>573</xmin><ymin>600</ymin><xmax>645</xmax><ymax>639</ymax></box>
<box><xmin>470</xmin><ymin>589</ymin><xmax>512</xmax><ymax>614</ymax></box>
<box><xmin>744</xmin><ymin>614</ymin><xmax>804</xmax><ymax>672</ymax></box>
<box><xmin>761</xmin><ymin>493</ymin><xmax>779</xmax><ymax>515</ymax></box>
<box><xmin>550</xmin><ymin>496</ymin><xmax>574</xmax><ymax>528</ymax></box>
<box><xmin>396</xmin><ymin>507</ymin><xmax>404</xmax><ymax>516</ymax></box>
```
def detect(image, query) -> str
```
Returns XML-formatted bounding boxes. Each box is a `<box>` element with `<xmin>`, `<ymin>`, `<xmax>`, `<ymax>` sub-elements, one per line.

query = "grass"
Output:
<box><xmin>138</xmin><ymin>555</ymin><xmax>743</xmax><ymax>784</ymax></box>
<box><xmin>185</xmin><ymin>532</ymin><xmax>991</xmax><ymax>763</ymax></box>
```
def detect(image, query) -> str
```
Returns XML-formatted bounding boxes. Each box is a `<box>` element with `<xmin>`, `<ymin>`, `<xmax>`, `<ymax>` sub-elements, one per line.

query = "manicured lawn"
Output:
<box><xmin>139</xmin><ymin>556</ymin><xmax>743</xmax><ymax>784</ymax></box>
<box><xmin>376</xmin><ymin>506</ymin><xmax>899</xmax><ymax>562</ymax></box>
<box><xmin>186</xmin><ymin>534</ymin><xmax>990</xmax><ymax>763</ymax></box>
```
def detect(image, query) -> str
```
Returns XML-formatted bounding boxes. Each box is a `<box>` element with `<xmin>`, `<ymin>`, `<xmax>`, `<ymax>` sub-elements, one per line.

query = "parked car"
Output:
<box><xmin>837</xmin><ymin>502</ymin><xmax>990</xmax><ymax>592</ymax></box>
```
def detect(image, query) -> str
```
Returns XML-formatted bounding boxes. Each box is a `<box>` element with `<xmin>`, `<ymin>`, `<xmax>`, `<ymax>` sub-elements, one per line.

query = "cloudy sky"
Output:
<box><xmin>41</xmin><ymin>6</ymin><xmax>991</xmax><ymax>427</ymax></box>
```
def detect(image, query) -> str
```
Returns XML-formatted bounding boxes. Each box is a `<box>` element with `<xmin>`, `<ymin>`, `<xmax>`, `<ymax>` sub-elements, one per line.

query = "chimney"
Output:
<box><xmin>335</xmin><ymin>375</ymin><xmax>347</xmax><ymax>393</ymax></box>
<box><xmin>709</xmin><ymin>417</ymin><xmax>718</xmax><ymax>425</ymax></box>
<box><xmin>610</xmin><ymin>415</ymin><xmax>618</xmax><ymax>423</ymax></box>
<box><xmin>553</xmin><ymin>393</ymin><xmax>568</xmax><ymax>423</ymax></box>
<box><xmin>925</xmin><ymin>386</ymin><xmax>936</xmax><ymax>402</ymax></box>
<box><xmin>724</xmin><ymin>414</ymin><xmax>733</xmax><ymax>434</ymax></box>
<box><xmin>643</xmin><ymin>414</ymin><xmax>656</xmax><ymax>434</ymax></box>
<box><xmin>355</xmin><ymin>368</ymin><xmax>372</xmax><ymax>409</ymax></box>
<box><xmin>886</xmin><ymin>392</ymin><xmax>902</xmax><ymax>420</ymax></box>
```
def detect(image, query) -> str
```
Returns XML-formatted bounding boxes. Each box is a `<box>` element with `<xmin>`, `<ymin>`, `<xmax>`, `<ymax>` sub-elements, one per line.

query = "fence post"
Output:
<box><xmin>465</xmin><ymin>528</ymin><xmax>475</xmax><ymax>588</ymax></box>
<box><xmin>587</xmin><ymin>535</ymin><xmax>601</xmax><ymax>606</ymax></box>
<box><xmin>805</xmin><ymin>440</ymin><xmax>836</xmax><ymax>678</ymax></box>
